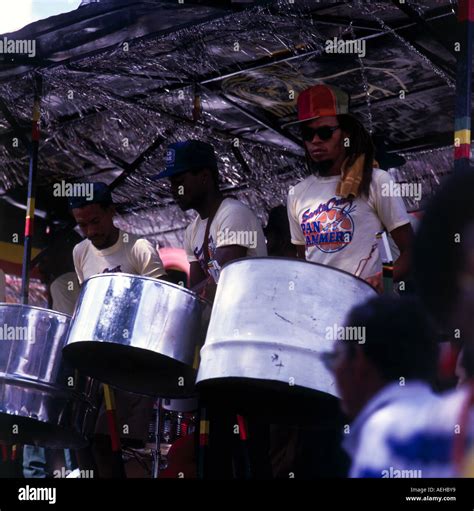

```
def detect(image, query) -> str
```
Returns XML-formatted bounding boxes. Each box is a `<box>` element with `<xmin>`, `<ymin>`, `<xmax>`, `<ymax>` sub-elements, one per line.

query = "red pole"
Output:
<box><xmin>20</xmin><ymin>73</ymin><xmax>42</xmax><ymax>304</ymax></box>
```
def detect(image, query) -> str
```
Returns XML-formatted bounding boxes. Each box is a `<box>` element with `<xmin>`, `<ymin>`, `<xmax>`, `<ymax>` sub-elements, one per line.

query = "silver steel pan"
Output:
<box><xmin>63</xmin><ymin>273</ymin><xmax>209</xmax><ymax>398</ymax></box>
<box><xmin>196</xmin><ymin>257</ymin><xmax>377</xmax><ymax>422</ymax></box>
<box><xmin>0</xmin><ymin>304</ymin><xmax>99</xmax><ymax>448</ymax></box>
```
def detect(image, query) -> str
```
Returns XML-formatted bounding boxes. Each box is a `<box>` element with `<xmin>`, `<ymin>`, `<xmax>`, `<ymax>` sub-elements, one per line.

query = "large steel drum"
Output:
<box><xmin>63</xmin><ymin>273</ymin><xmax>209</xmax><ymax>398</ymax></box>
<box><xmin>0</xmin><ymin>304</ymin><xmax>99</xmax><ymax>448</ymax></box>
<box><xmin>196</xmin><ymin>257</ymin><xmax>377</xmax><ymax>422</ymax></box>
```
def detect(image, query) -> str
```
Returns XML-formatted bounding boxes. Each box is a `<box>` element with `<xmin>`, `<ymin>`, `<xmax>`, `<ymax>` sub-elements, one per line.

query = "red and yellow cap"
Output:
<box><xmin>283</xmin><ymin>84</ymin><xmax>350</xmax><ymax>128</ymax></box>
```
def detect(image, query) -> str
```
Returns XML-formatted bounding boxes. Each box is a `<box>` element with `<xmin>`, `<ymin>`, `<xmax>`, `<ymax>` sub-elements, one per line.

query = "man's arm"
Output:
<box><xmin>72</xmin><ymin>244</ymin><xmax>84</xmax><ymax>285</ymax></box>
<box><xmin>189</xmin><ymin>261</ymin><xmax>207</xmax><ymax>289</ymax></box>
<box><xmin>391</xmin><ymin>222</ymin><xmax>414</xmax><ymax>283</ymax></box>
<box><xmin>133</xmin><ymin>239</ymin><xmax>167</xmax><ymax>279</ymax></box>
<box><xmin>198</xmin><ymin>245</ymin><xmax>248</xmax><ymax>301</ymax></box>
<box><xmin>287</xmin><ymin>190</ymin><xmax>306</xmax><ymax>260</ymax></box>
<box><xmin>369</xmin><ymin>171</ymin><xmax>414</xmax><ymax>292</ymax></box>
<box><xmin>365</xmin><ymin>223</ymin><xmax>414</xmax><ymax>293</ymax></box>
<box><xmin>296</xmin><ymin>245</ymin><xmax>306</xmax><ymax>260</ymax></box>
<box><xmin>214</xmin><ymin>244</ymin><xmax>248</xmax><ymax>268</ymax></box>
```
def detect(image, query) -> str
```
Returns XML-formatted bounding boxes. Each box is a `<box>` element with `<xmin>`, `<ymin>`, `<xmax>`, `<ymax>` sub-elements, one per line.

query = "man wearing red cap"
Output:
<box><xmin>285</xmin><ymin>84</ymin><xmax>413</xmax><ymax>292</ymax></box>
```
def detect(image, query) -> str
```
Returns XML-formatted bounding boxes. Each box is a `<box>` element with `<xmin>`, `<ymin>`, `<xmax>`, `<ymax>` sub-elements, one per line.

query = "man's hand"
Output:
<box><xmin>191</xmin><ymin>276</ymin><xmax>216</xmax><ymax>301</ymax></box>
<box><xmin>365</xmin><ymin>271</ymin><xmax>383</xmax><ymax>293</ymax></box>
<box><xmin>191</xmin><ymin>277</ymin><xmax>210</xmax><ymax>295</ymax></box>
<box><xmin>201</xmin><ymin>279</ymin><xmax>217</xmax><ymax>302</ymax></box>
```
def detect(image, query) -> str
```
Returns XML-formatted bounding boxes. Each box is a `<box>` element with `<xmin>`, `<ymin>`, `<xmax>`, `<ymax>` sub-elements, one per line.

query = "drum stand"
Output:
<box><xmin>151</xmin><ymin>398</ymin><xmax>162</xmax><ymax>479</ymax></box>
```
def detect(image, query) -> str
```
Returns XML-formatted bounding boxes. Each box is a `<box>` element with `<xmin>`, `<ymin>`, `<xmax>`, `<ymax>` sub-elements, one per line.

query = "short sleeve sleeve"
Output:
<box><xmin>131</xmin><ymin>239</ymin><xmax>167</xmax><ymax>278</ymax></box>
<box><xmin>213</xmin><ymin>202</ymin><xmax>264</xmax><ymax>250</ymax></box>
<box><xmin>72</xmin><ymin>243</ymin><xmax>84</xmax><ymax>285</ymax></box>
<box><xmin>287</xmin><ymin>186</ymin><xmax>306</xmax><ymax>245</ymax></box>
<box><xmin>371</xmin><ymin>171</ymin><xmax>411</xmax><ymax>233</ymax></box>
<box><xmin>184</xmin><ymin>224</ymin><xmax>198</xmax><ymax>263</ymax></box>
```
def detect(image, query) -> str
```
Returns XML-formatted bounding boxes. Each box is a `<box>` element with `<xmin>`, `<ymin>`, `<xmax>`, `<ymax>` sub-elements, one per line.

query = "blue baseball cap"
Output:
<box><xmin>152</xmin><ymin>140</ymin><xmax>218</xmax><ymax>180</ymax></box>
<box><xmin>67</xmin><ymin>182</ymin><xmax>113</xmax><ymax>210</ymax></box>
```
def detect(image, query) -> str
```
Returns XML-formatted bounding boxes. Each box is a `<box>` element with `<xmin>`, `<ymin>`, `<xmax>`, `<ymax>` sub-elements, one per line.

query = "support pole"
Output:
<box><xmin>20</xmin><ymin>73</ymin><xmax>42</xmax><ymax>304</ymax></box>
<box><xmin>152</xmin><ymin>398</ymin><xmax>162</xmax><ymax>479</ymax></box>
<box><xmin>454</xmin><ymin>0</ymin><xmax>474</xmax><ymax>172</ymax></box>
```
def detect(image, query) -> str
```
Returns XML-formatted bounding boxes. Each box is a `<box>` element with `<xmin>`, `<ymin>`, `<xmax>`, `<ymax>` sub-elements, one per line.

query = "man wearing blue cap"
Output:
<box><xmin>68</xmin><ymin>181</ymin><xmax>166</xmax><ymax>477</ymax></box>
<box><xmin>154</xmin><ymin>140</ymin><xmax>266</xmax><ymax>301</ymax></box>
<box><xmin>154</xmin><ymin>140</ymin><xmax>268</xmax><ymax>478</ymax></box>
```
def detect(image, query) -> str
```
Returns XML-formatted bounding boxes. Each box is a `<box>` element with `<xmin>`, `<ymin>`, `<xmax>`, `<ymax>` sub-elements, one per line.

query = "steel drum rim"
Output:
<box><xmin>0</xmin><ymin>302</ymin><xmax>71</xmax><ymax>320</ymax></box>
<box><xmin>0</xmin><ymin>403</ymin><xmax>93</xmax><ymax>448</ymax></box>
<box><xmin>220</xmin><ymin>255</ymin><xmax>378</xmax><ymax>292</ymax></box>
<box><xmin>0</xmin><ymin>375</ymin><xmax>98</xmax><ymax>405</ymax></box>
<box><xmin>197</xmin><ymin>341</ymin><xmax>339</xmax><ymax>397</ymax></box>
<box><xmin>81</xmin><ymin>272</ymin><xmax>211</xmax><ymax>305</ymax></box>
<box><xmin>200</xmin><ymin>339</ymin><xmax>331</xmax><ymax>357</ymax></box>
<box><xmin>0</xmin><ymin>402</ymin><xmax>96</xmax><ymax>421</ymax></box>
<box><xmin>0</xmin><ymin>406</ymin><xmax>78</xmax><ymax>425</ymax></box>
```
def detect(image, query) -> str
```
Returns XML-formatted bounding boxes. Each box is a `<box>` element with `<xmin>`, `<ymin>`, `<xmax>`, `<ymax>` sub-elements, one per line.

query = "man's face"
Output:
<box><xmin>72</xmin><ymin>203</ymin><xmax>115</xmax><ymax>249</ymax></box>
<box><xmin>302</xmin><ymin>116</ymin><xmax>345</xmax><ymax>165</ymax></box>
<box><xmin>169</xmin><ymin>170</ymin><xmax>206</xmax><ymax>211</ymax></box>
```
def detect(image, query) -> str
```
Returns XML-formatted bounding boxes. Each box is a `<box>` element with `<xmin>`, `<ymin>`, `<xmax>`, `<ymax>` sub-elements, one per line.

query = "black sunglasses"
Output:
<box><xmin>301</xmin><ymin>125</ymin><xmax>340</xmax><ymax>142</ymax></box>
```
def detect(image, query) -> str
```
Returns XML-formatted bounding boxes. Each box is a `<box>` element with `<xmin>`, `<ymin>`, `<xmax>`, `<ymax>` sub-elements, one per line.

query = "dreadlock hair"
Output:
<box><xmin>303</xmin><ymin>114</ymin><xmax>375</xmax><ymax>198</ymax></box>
<box><xmin>337</xmin><ymin>114</ymin><xmax>375</xmax><ymax>197</ymax></box>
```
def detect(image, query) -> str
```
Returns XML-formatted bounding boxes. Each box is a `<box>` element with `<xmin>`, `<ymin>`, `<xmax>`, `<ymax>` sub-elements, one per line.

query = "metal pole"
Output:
<box><xmin>197</xmin><ymin>405</ymin><xmax>209</xmax><ymax>480</ymax></box>
<box><xmin>152</xmin><ymin>398</ymin><xmax>161</xmax><ymax>479</ymax></box>
<box><xmin>454</xmin><ymin>0</ymin><xmax>474</xmax><ymax>172</ymax></box>
<box><xmin>20</xmin><ymin>73</ymin><xmax>42</xmax><ymax>304</ymax></box>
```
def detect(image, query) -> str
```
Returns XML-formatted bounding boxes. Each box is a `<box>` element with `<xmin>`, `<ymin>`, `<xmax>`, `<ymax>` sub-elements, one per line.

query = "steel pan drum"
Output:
<box><xmin>0</xmin><ymin>304</ymin><xmax>99</xmax><ymax>448</ymax></box>
<box><xmin>63</xmin><ymin>273</ymin><xmax>209</xmax><ymax>398</ymax></box>
<box><xmin>196</xmin><ymin>257</ymin><xmax>377</xmax><ymax>422</ymax></box>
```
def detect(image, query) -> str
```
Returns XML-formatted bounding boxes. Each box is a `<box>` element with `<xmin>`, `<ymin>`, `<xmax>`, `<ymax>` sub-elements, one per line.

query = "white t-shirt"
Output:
<box><xmin>287</xmin><ymin>169</ymin><xmax>410</xmax><ymax>279</ymax></box>
<box><xmin>348</xmin><ymin>384</ymin><xmax>474</xmax><ymax>478</ymax></box>
<box><xmin>184</xmin><ymin>198</ymin><xmax>267</xmax><ymax>273</ymax></box>
<box><xmin>344</xmin><ymin>382</ymin><xmax>443</xmax><ymax>478</ymax></box>
<box><xmin>73</xmin><ymin>230</ymin><xmax>166</xmax><ymax>284</ymax></box>
<box><xmin>50</xmin><ymin>272</ymin><xmax>80</xmax><ymax>315</ymax></box>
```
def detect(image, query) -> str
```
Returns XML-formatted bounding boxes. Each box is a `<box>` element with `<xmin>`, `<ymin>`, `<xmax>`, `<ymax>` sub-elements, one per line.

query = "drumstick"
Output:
<box><xmin>236</xmin><ymin>415</ymin><xmax>252</xmax><ymax>479</ymax></box>
<box><xmin>103</xmin><ymin>384</ymin><xmax>126</xmax><ymax>478</ymax></box>
<box><xmin>103</xmin><ymin>384</ymin><xmax>121</xmax><ymax>453</ymax></box>
<box><xmin>198</xmin><ymin>407</ymin><xmax>209</xmax><ymax>479</ymax></box>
